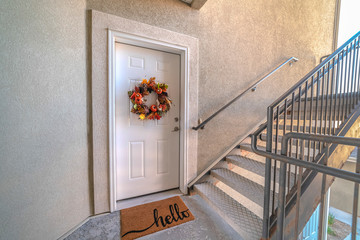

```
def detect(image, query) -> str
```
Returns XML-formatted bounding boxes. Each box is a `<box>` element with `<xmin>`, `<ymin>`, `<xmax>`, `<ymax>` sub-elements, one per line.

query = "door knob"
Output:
<box><xmin>172</xmin><ymin>126</ymin><xmax>180</xmax><ymax>132</ymax></box>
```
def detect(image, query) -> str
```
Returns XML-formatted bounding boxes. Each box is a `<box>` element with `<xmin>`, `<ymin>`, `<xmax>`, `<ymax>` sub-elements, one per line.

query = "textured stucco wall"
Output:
<box><xmin>330</xmin><ymin>161</ymin><xmax>360</xmax><ymax>215</ymax></box>
<box><xmin>87</xmin><ymin>0</ymin><xmax>336</xmax><ymax>174</ymax></box>
<box><xmin>0</xmin><ymin>0</ymin><xmax>91</xmax><ymax>239</ymax></box>
<box><xmin>0</xmin><ymin>0</ymin><xmax>338</xmax><ymax>238</ymax></box>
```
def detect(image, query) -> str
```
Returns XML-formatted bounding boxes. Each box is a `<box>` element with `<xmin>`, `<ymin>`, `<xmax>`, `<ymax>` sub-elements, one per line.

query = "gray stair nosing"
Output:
<box><xmin>211</xmin><ymin>168</ymin><xmax>265</xmax><ymax>207</ymax></box>
<box><xmin>225</xmin><ymin>155</ymin><xmax>296</xmax><ymax>187</ymax></box>
<box><xmin>194</xmin><ymin>182</ymin><xmax>262</xmax><ymax>240</ymax></box>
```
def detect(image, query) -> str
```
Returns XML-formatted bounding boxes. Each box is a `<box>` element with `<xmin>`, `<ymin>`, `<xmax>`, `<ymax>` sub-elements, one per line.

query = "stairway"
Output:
<box><xmin>190</xmin><ymin>32</ymin><xmax>360</xmax><ymax>239</ymax></box>
<box><xmin>192</xmin><ymin>137</ymin><xmax>273</xmax><ymax>239</ymax></box>
<box><xmin>191</xmin><ymin>115</ymin><xmax>355</xmax><ymax>239</ymax></box>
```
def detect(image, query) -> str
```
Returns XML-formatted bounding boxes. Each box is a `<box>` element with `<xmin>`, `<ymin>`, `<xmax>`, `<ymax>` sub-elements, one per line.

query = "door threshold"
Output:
<box><xmin>116</xmin><ymin>188</ymin><xmax>183</xmax><ymax>210</ymax></box>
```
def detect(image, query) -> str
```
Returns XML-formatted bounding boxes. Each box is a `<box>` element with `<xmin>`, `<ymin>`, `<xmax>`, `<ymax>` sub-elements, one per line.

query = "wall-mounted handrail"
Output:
<box><xmin>192</xmin><ymin>57</ymin><xmax>298</xmax><ymax>130</ymax></box>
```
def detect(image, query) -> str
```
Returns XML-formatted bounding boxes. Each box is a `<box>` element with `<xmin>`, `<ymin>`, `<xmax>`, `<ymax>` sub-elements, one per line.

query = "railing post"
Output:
<box><xmin>351</xmin><ymin>147</ymin><xmax>360</xmax><ymax>240</ymax></box>
<box><xmin>262</xmin><ymin>106</ymin><xmax>273</xmax><ymax>239</ymax></box>
<box><xmin>294</xmin><ymin>140</ymin><xmax>304</xmax><ymax>239</ymax></box>
<box><xmin>277</xmin><ymin>139</ymin><xmax>289</xmax><ymax>240</ymax></box>
<box><xmin>319</xmin><ymin>144</ymin><xmax>330</xmax><ymax>240</ymax></box>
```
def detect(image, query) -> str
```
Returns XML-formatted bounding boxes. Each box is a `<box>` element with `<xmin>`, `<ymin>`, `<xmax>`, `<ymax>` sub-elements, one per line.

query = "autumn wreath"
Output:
<box><xmin>128</xmin><ymin>77</ymin><xmax>172</xmax><ymax>120</ymax></box>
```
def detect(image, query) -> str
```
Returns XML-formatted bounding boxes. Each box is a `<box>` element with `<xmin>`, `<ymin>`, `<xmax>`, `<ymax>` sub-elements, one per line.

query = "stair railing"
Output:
<box><xmin>188</xmin><ymin>56</ymin><xmax>298</xmax><ymax>189</ymax></box>
<box><xmin>253</xmin><ymin>31</ymin><xmax>360</xmax><ymax>239</ymax></box>
<box><xmin>192</xmin><ymin>57</ymin><xmax>298</xmax><ymax>130</ymax></box>
<box><xmin>251</xmin><ymin>132</ymin><xmax>360</xmax><ymax>240</ymax></box>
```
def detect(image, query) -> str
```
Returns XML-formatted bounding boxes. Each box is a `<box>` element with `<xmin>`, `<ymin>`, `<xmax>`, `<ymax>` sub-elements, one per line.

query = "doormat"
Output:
<box><xmin>120</xmin><ymin>196</ymin><xmax>195</xmax><ymax>240</ymax></box>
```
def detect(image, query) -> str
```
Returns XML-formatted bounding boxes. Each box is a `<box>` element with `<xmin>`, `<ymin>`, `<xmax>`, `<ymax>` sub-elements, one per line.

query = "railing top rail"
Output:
<box><xmin>282</xmin><ymin>133</ymin><xmax>360</xmax><ymax>153</ymax></box>
<box><xmin>192</xmin><ymin>57</ymin><xmax>298</xmax><ymax>130</ymax></box>
<box><xmin>250</xmin><ymin>133</ymin><xmax>360</xmax><ymax>184</ymax></box>
<box><xmin>270</xmin><ymin>31</ymin><xmax>360</xmax><ymax>108</ymax></box>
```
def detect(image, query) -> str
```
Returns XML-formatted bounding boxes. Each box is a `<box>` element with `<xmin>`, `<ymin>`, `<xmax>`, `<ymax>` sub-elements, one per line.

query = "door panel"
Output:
<box><xmin>115</xmin><ymin>43</ymin><xmax>180</xmax><ymax>200</ymax></box>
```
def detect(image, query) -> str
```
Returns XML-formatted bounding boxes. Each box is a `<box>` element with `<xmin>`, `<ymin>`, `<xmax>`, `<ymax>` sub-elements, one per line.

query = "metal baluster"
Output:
<box><xmin>347</xmin><ymin>42</ymin><xmax>354</xmax><ymax>115</ymax></box>
<box><xmin>282</xmin><ymin>99</ymin><xmax>289</xmax><ymax>193</ymax></box>
<box><xmin>296</xmin><ymin>87</ymin><xmax>302</xmax><ymax>161</ymax></box>
<box><xmin>289</xmin><ymin>92</ymin><xmax>295</xmax><ymax>192</ymax></box>
<box><xmin>353</xmin><ymin>38</ymin><xmax>360</xmax><ymax>106</ymax></box>
<box><xmin>329</xmin><ymin>58</ymin><xmax>335</xmax><ymax>135</ymax></box>
<box><xmin>303</xmin><ymin>82</ymin><xmax>308</xmax><ymax>160</ymax></box>
<box><xmin>350</xmin><ymin>41</ymin><xmax>356</xmax><ymax>110</ymax></box>
<box><xmin>314</xmin><ymin>72</ymin><xmax>320</xmax><ymax>160</ymax></box>
<box><xmin>324</xmin><ymin>63</ymin><xmax>330</xmax><ymax>136</ymax></box>
<box><xmin>343</xmin><ymin>47</ymin><xmax>349</xmax><ymax>120</ymax></box>
<box><xmin>338</xmin><ymin>51</ymin><xmax>344</xmax><ymax>125</ymax></box>
<box><xmin>320</xmin><ymin>68</ymin><xmax>325</xmax><ymax>152</ymax></box>
<box><xmin>355</xmin><ymin>38</ymin><xmax>360</xmax><ymax>104</ymax></box>
<box><xmin>351</xmin><ymin>147</ymin><xmax>360</xmax><ymax>240</ymax></box>
<box><xmin>356</xmin><ymin>38</ymin><xmax>360</xmax><ymax>103</ymax></box>
<box><xmin>308</xmin><ymin>77</ymin><xmax>314</xmax><ymax>162</ymax></box>
<box><xmin>352</xmin><ymin>40</ymin><xmax>357</xmax><ymax>108</ymax></box>
<box><xmin>273</xmin><ymin>106</ymin><xmax>280</xmax><ymax>213</ymax></box>
<box><xmin>342</xmin><ymin>49</ymin><xmax>347</xmax><ymax>121</ymax></box>
<box><xmin>334</xmin><ymin>54</ymin><xmax>340</xmax><ymax>134</ymax></box>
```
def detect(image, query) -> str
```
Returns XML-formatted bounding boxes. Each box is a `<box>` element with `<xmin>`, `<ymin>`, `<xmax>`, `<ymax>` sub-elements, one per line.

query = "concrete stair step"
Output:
<box><xmin>226</xmin><ymin>155</ymin><xmax>267</xmax><ymax>179</ymax></box>
<box><xmin>226</xmin><ymin>155</ymin><xmax>296</xmax><ymax>190</ymax></box>
<box><xmin>211</xmin><ymin>168</ymin><xmax>278</xmax><ymax>217</ymax></box>
<box><xmin>194</xmin><ymin>182</ymin><xmax>262</xmax><ymax>240</ymax></box>
<box><xmin>238</xmin><ymin>143</ymin><xmax>318</xmax><ymax>160</ymax></box>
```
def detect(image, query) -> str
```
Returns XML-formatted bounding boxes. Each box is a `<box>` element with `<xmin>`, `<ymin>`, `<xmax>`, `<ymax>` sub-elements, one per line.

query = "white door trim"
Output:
<box><xmin>108</xmin><ymin>29</ymin><xmax>189</xmax><ymax>212</ymax></box>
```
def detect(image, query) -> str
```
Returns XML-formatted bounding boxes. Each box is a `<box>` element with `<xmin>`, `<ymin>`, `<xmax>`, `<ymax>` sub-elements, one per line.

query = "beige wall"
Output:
<box><xmin>330</xmin><ymin>160</ymin><xmax>360</xmax><ymax>215</ymax></box>
<box><xmin>87</xmin><ymin>0</ymin><xmax>336</xmax><ymax>174</ymax></box>
<box><xmin>0</xmin><ymin>0</ymin><xmax>338</xmax><ymax>238</ymax></box>
<box><xmin>0</xmin><ymin>0</ymin><xmax>91</xmax><ymax>239</ymax></box>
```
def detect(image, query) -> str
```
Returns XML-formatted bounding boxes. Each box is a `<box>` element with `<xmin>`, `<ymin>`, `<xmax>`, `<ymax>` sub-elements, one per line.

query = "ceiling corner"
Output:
<box><xmin>180</xmin><ymin>0</ymin><xmax>208</xmax><ymax>10</ymax></box>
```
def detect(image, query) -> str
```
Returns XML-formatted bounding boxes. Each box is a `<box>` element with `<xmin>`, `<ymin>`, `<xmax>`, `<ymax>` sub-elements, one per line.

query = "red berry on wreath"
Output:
<box><xmin>156</xmin><ymin>88</ymin><xmax>163</xmax><ymax>94</ymax></box>
<box><xmin>135</xmin><ymin>98</ymin><xmax>143</xmax><ymax>105</ymax></box>
<box><xmin>130</xmin><ymin>92</ymin><xmax>136</xmax><ymax>99</ymax></box>
<box><xmin>135</xmin><ymin>93</ymin><xmax>142</xmax><ymax>98</ymax></box>
<box><xmin>155</xmin><ymin>113</ymin><xmax>161</xmax><ymax>120</ymax></box>
<box><xmin>150</xmin><ymin>105</ymin><xmax>157</xmax><ymax>112</ymax></box>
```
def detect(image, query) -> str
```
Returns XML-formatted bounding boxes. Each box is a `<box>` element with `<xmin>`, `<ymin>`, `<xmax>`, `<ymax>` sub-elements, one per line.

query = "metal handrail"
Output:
<box><xmin>320</xmin><ymin>54</ymin><xmax>331</xmax><ymax>63</ymax></box>
<box><xmin>250</xmin><ymin>133</ymin><xmax>360</xmax><ymax>184</ymax></box>
<box><xmin>258</xmin><ymin>31</ymin><xmax>360</xmax><ymax>239</ymax></box>
<box><xmin>270</xmin><ymin>31</ymin><xmax>360</xmax><ymax>108</ymax></box>
<box><xmin>251</xmin><ymin>132</ymin><xmax>360</xmax><ymax>240</ymax></box>
<box><xmin>192</xmin><ymin>57</ymin><xmax>298</xmax><ymax>130</ymax></box>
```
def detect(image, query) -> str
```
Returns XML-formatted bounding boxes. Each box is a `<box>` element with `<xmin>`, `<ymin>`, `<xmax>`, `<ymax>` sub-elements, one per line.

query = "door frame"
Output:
<box><xmin>108</xmin><ymin>30</ymin><xmax>189</xmax><ymax>211</ymax></box>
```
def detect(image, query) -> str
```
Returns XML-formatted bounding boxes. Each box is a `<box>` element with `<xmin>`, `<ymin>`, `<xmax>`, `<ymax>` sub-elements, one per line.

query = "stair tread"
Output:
<box><xmin>226</xmin><ymin>155</ymin><xmax>266</xmax><ymax>177</ymax></box>
<box><xmin>226</xmin><ymin>155</ymin><xmax>296</xmax><ymax>187</ymax></box>
<box><xmin>238</xmin><ymin>143</ymin><xmax>265</xmax><ymax>153</ymax></box>
<box><xmin>194</xmin><ymin>182</ymin><xmax>262</xmax><ymax>239</ymax></box>
<box><xmin>239</xmin><ymin>142</ymin><xmax>317</xmax><ymax>159</ymax></box>
<box><xmin>211</xmin><ymin>168</ymin><xmax>278</xmax><ymax>208</ymax></box>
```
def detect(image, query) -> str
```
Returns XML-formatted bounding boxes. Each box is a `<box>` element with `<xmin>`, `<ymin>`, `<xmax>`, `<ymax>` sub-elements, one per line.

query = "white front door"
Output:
<box><xmin>115</xmin><ymin>42</ymin><xmax>180</xmax><ymax>200</ymax></box>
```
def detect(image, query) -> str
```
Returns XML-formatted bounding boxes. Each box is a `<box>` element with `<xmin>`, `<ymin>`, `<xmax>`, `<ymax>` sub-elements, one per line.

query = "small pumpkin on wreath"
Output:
<box><xmin>128</xmin><ymin>77</ymin><xmax>172</xmax><ymax>120</ymax></box>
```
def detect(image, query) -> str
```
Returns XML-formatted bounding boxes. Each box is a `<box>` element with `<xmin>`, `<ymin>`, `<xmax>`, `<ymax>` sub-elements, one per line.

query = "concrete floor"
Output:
<box><xmin>65</xmin><ymin>195</ymin><xmax>242</xmax><ymax>240</ymax></box>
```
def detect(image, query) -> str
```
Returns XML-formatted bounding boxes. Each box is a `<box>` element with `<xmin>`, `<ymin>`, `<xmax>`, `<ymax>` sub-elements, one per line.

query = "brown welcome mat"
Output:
<box><xmin>120</xmin><ymin>196</ymin><xmax>195</xmax><ymax>240</ymax></box>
